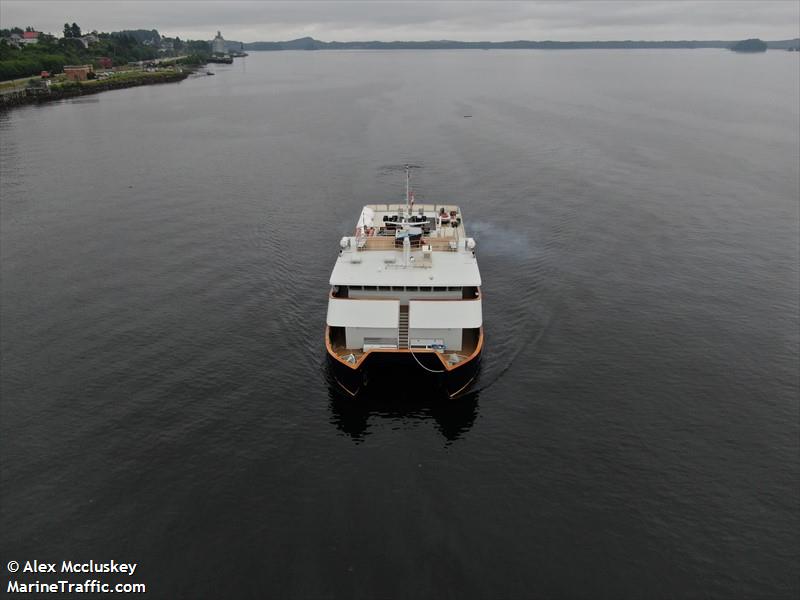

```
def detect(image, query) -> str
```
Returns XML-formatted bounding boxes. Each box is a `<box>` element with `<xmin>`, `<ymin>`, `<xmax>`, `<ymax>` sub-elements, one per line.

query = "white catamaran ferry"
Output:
<box><xmin>325</xmin><ymin>167</ymin><xmax>483</xmax><ymax>398</ymax></box>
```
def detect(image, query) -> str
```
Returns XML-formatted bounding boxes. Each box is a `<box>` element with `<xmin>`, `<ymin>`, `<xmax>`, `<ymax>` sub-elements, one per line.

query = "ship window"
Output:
<box><xmin>391</xmin><ymin>286</ymin><xmax>404</xmax><ymax>291</ymax></box>
<box><xmin>433</xmin><ymin>286</ymin><xmax>446</xmax><ymax>292</ymax></box>
<box><xmin>351</xmin><ymin>285</ymin><xmax>362</xmax><ymax>290</ymax></box>
<box><xmin>378</xmin><ymin>286</ymin><xmax>391</xmax><ymax>291</ymax></box>
<box><xmin>364</xmin><ymin>285</ymin><xmax>376</xmax><ymax>291</ymax></box>
<box><xmin>448</xmin><ymin>286</ymin><xmax>462</xmax><ymax>292</ymax></box>
<box><xmin>406</xmin><ymin>286</ymin><xmax>418</xmax><ymax>292</ymax></box>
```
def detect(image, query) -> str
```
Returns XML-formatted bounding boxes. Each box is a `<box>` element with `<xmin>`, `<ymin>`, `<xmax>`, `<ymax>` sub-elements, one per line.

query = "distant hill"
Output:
<box><xmin>767</xmin><ymin>38</ymin><xmax>800</xmax><ymax>49</ymax></box>
<box><xmin>731</xmin><ymin>39</ymin><xmax>768</xmax><ymax>52</ymax></box>
<box><xmin>219</xmin><ymin>39</ymin><xmax>245</xmax><ymax>52</ymax></box>
<box><xmin>244</xmin><ymin>37</ymin><xmax>800</xmax><ymax>51</ymax></box>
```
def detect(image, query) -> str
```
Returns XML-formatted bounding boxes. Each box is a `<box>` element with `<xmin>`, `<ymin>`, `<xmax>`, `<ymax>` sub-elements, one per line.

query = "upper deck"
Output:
<box><xmin>357</xmin><ymin>204</ymin><xmax>466</xmax><ymax>247</ymax></box>
<box><xmin>329</xmin><ymin>203</ymin><xmax>481</xmax><ymax>287</ymax></box>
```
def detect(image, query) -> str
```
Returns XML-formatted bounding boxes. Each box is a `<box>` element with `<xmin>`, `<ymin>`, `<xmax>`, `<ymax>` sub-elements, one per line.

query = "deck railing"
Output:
<box><xmin>354</xmin><ymin>235</ymin><xmax>461</xmax><ymax>251</ymax></box>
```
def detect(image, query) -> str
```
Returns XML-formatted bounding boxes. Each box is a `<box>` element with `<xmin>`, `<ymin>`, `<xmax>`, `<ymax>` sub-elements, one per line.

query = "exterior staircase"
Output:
<box><xmin>398</xmin><ymin>305</ymin><xmax>409</xmax><ymax>349</ymax></box>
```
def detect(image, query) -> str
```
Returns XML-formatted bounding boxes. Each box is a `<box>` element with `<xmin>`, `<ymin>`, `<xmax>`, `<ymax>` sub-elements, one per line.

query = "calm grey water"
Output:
<box><xmin>1</xmin><ymin>50</ymin><xmax>798</xmax><ymax>599</ymax></box>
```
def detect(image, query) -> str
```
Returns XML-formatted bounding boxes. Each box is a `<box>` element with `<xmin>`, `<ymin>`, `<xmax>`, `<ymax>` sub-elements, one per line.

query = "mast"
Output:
<box><xmin>405</xmin><ymin>164</ymin><xmax>410</xmax><ymax>218</ymax></box>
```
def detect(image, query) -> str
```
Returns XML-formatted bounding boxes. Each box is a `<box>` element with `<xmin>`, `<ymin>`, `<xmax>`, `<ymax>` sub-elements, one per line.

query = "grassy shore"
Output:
<box><xmin>0</xmin><ymin>76</ymin><xmax>33</xmax><ymax>92</ymax></box>
<box><xmin>0</xmin><ymin>67</ymin><xmax>193</xmax><ymax>109</ymax></box>
<box><xmin>50</xmin><ymin>69</ymin><xmax>186</xmax><ymax>91</ymax></box>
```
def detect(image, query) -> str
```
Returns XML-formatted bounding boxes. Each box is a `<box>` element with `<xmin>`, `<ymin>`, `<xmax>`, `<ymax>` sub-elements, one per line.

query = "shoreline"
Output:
<box><xmin>0</xmin><ymin>69</ymin><xmax>194</xmax><ymax>111</ymax></box>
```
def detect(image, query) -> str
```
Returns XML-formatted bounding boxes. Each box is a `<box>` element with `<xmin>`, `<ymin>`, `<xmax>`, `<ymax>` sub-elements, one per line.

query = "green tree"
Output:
<box><xmin>71</xmin><ymin>23</ymin><xmax>81</xmax><ymax>38</ymax></box>
<box><xmin>187</xmin><ymin>39</ymin><xmax>210</xmax><ymax>54</ymax></box>
<box><xmin>63</xmin><ymin>23</ymin><xmax>71</xmax><ymax>38</ymax></box>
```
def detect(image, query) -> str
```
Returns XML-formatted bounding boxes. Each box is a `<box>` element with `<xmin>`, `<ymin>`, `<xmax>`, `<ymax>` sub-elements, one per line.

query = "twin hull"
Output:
<box><xmin>326</xmin><ymin>201</ymin><xmax>483</xmax><ymax>399</ymax></box>
<box><xmin>325</xmin><ymin>325</ymin><xmax>483</xmax><ymax>399</ymax></box>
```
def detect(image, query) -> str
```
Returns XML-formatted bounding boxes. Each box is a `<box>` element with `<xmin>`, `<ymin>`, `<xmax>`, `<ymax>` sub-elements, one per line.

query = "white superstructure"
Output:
<box><xmin>211</xmin><ymin>31</ymin><xmax>226</xmax><ymax>54</ymax></box>
<box><xmin>326</xmin><ymin>169</ymin><xmax>482</xmax><ymax>367</ymax></box>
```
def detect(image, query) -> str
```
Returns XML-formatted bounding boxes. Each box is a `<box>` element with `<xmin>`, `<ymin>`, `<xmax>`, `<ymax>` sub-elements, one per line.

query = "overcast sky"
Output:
<box><xmin>2</xmin><ymin>1</ymin><xmax>798</xmax><ymax>42</ymax></box>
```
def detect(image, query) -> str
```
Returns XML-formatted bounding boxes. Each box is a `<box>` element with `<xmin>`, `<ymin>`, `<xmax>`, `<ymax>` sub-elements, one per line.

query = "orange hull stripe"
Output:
<box><xmin>325</xmin><ymin>325</ymin><xmax>483</xmax><ymax>372</ymax></box>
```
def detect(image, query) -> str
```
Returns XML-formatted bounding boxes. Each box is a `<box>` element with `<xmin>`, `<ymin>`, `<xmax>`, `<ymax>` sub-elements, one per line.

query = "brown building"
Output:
<box><xmin>63</xmin><ymin>65</ymin><xmax>93</xmax><ymax>81</ymax></box>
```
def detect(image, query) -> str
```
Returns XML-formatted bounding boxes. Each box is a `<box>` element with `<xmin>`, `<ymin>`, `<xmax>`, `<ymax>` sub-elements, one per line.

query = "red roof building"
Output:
<box><xmin>19</xmin><ymin>31</ymin><xmax>40</xmax><ymax>45</ymax></box>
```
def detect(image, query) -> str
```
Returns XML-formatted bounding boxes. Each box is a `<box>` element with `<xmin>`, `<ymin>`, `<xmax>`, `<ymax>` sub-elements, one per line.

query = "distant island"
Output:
<box><xmin>242</xmin><ymin>36</ymin><xmax>800</xmax><ymax>52</ymax></box>
<box><xmin>730</xmin><ymin>38</ymin><xmax>768</xmax><ymax>53</ymax></box>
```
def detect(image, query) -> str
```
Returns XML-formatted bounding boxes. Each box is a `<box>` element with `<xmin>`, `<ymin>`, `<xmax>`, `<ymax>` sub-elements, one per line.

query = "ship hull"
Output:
<box><xmin>326</xmin><ymin>328</ymin><xmax>482</xmax><ymax>400</ymax></box>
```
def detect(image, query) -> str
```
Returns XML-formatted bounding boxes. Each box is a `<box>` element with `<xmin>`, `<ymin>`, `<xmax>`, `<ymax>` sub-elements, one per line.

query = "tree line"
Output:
<box><xmin>62</xmin><ymin>23</ymin><xmax>82</xmax><ymax>39</ymax></box>
<box><xmin>0</xmin><ymin>24</ymin><xmax>211</xmax><ymax>81</ymax></box>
